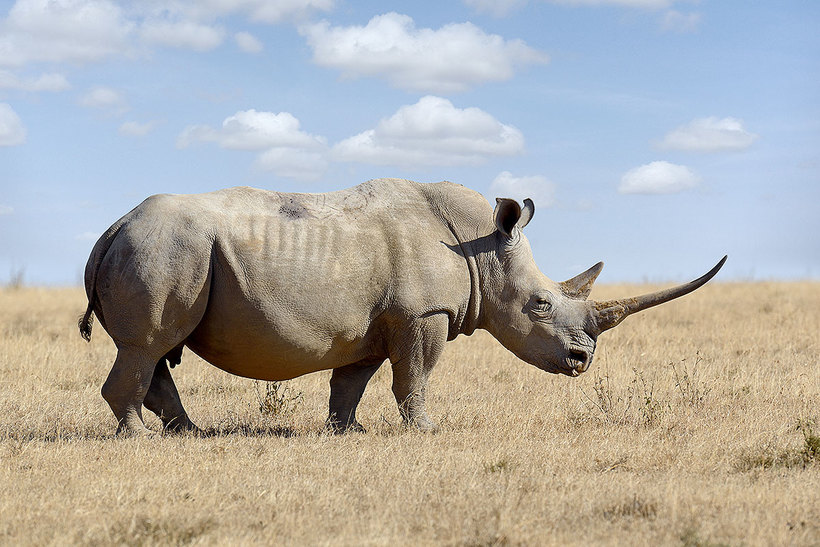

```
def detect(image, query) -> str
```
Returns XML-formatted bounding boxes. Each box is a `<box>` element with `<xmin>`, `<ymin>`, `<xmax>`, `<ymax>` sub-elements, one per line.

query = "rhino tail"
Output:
<box><xmin>78</xmin><ymin>306</ymin><xmax>94</xmax><ymax>342</ymax></box>
<box><xmin>78</xmin><ymin>220</ymin><xmax>125</xmax><ymax>342</ymax></box>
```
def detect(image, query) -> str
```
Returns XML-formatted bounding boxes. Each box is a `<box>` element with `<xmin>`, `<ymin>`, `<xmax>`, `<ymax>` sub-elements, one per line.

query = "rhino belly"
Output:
<box><xmin>184</xmin><ymin>284</ymin><xmax>378</xmax><ymax>382</ymax></box>
<box><xmin>184</xmin><ymin>333</ymin><xmax>331</xmax><ymax>381</ymax></box>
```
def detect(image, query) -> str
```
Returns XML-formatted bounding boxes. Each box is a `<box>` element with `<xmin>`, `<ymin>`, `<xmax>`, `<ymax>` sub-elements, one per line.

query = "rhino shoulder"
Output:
<box><xmin>416</xmin><ymin>180</ymin><xmax>495</xmax><ymax>236</ymax></box>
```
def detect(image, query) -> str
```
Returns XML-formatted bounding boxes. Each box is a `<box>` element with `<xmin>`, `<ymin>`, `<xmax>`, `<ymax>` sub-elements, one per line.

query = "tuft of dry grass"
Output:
<box><xmin>0</xmin><ymin>282</ymin><xmax>818</xmax><ymax>545</ymax></box>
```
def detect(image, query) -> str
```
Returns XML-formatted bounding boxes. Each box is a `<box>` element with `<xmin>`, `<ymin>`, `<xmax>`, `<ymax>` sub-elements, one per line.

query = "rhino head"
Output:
<box><xmin>477</xmin><ymin>197</ymin><xmax>726</xmax><ymax>377</ymax></box>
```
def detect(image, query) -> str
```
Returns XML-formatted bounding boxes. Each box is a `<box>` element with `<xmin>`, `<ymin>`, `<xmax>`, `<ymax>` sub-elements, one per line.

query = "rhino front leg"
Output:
<box><xmin>143</xmin><ymin>359</ymin><xmax>199</xmax><ymax>434</ymax></box>
<box><xmin>327</xmin><ymin>358</ymin><xmax>384</xmax><ymax>433</ymax></box>
<box><xmin>390</xmin><ymin>313</ymin><xmax>448</xmax><ymax>432</ymax></box>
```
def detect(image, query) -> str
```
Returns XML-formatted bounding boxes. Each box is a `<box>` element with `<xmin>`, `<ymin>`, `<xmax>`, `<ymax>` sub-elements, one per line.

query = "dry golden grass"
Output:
<box><xmin>1</xmin><ymin>282</ymin><xmax>818</xmax><ymax>545</ymax></box>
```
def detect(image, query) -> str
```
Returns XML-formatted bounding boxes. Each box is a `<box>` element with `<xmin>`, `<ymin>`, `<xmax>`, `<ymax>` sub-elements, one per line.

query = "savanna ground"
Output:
<box><xmin>0</xmin><ymin>282</ymin><xmax>818</xmax><ymax>546</ymax></box>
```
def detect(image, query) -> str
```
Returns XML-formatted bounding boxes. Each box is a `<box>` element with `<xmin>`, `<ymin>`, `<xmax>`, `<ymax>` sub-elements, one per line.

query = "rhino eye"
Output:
<box><xmin>534</xmin><ymin>296</ymin><xmax>552</xmax><ymax>311</ymax></box>
<box><xmin>526</xmin><ymin>294</ymin><xmax>554</xmax><ymax>319</ymax></box>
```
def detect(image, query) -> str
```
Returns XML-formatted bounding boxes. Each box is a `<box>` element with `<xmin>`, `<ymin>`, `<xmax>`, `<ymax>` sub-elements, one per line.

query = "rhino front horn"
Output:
<box><xmin>592</xmin><ymin>255</ymin><xmax>727</xmax><ymax>334</ymax></box>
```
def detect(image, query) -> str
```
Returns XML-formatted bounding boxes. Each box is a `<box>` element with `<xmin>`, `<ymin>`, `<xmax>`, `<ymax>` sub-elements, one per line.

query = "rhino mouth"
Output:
<box><xmin>537</xmin><ymin>348</ymin><xmax>591</xmax><ymax>376</ymax></box>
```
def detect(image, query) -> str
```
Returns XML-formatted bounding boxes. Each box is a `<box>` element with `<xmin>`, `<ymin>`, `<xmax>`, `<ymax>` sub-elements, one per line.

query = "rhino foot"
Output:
<box><xmin>162</xmin><ymin>416</ymin><xmax>202</xmax><ymax>435</ymax></box>
<box><xmin>326</xmin><ymin>416</ymin><xmax>367</xmax><ymax>435</ymax></box>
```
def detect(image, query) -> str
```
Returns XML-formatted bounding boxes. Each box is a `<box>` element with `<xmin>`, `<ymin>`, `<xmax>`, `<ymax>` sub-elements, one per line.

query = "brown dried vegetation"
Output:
<box><xmin>0</xmin><ymin>282</ymin><xmax>818</xmax><ymax>545</ymax></box>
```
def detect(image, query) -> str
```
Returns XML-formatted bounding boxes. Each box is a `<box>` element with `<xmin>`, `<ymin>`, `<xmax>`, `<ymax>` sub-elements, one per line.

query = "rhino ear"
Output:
<box><xmin>518</xmin><ymin>198</ymin><xmax>534</xmax><ymax>229</ymax></box>
<box><xmin>494</xmin><ymin>197</ymin><xmax>534</xmax><ymax>237</ymax></box>
<box><xmin>494</xmin><ymin>198</ymin><xmax>521</xmax><ymax>237</ymax></box>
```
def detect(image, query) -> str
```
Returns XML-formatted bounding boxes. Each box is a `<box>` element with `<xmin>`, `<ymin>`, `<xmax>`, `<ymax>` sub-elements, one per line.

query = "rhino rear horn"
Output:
<box><xmin>560</xmin><ymin>262</ymin><xmax>604</xmax><ymax>300</ymax></box>
<box><xmin>592</xmin><ymin>255</ymin><xmax>727</xmax><ymax>333</ymax></box>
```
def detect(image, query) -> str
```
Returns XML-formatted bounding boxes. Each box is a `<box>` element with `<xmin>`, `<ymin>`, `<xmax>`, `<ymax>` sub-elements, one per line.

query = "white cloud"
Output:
<box><xmin>175</xmin><ymin>0</ymin><xmax>335</xmax><ymax>24</ymax></box>
<box><xmin>489</xmin><ymin>171</ymin><xmax>556</xmax><ymax>207</ymax></box>
<box><xmin>118</xmin><ymin>120</ymin><xmax>160</xmax><ymax>136</ymax></box>
<box><xmin>301</xmin><ymin>13</ymin><xmax>548</xmax><ymax>93</ymax></box>
<box><xmin>235</xmin><ymin>31</ymin><xmax>263</xmax><ymax>53</ymax></box>
<box><xmin>330</xmin><ymin>98</ymin><xmax>526</xmax><ymax>171</ymax></box>
<box><xmin>0</xmin><ymin>204</ymin><xmax>14</xmax><ymax>215</ymax></box>
<box><xmin>178</xmin><ymin>109</ymin><xmax>326</xmax><ymax>150</ymax></box>
<box><xmin>178</xmin><ymin>109</ymin><xmax>328</xmax><ymax>181</ymax></box>
<box><xmin>140</xmin><ymin>19</ymin><xmax>225</xmax><ymax>51</ymax></box>
<box><xmin>0</xmin><ymin>0</ymin><xmax>333</xmax><ymax>69</ymax></box>
<box><xmin>0</xmin><ymin>0</ymin><xmax>134</xmax><ymax>67</ymax></box>
<box><xmin>661</xmin><ymin>10</ymin><xmax>701</xmax><ymax>33</ymax></box>
<box><xmin>0</xmin><ymin>103</ymin><xmax>26</xmax><ymax>146</ymax></box>
<box><xmin>0</xmin><ymin>70</ymin><xmax>70</xmax><ymax>91</ymax></box>
<box><xmin>78</xmin><ymin>86</ymin><xmax>128</xmax><ymax>114</ymax></box>
<box><xmin>618</xmin><ymin>161</ymin><xmax>700</xmax><ymax>194</ymax></box>
<box><xmin>332</xmin><ymin>96</ymin><xmax>525</xmax><ymax>167</ymax></box>
<box><xmin>658</xmin><ymin>117</ymin><xmax>759</xmax><ymax>153</ymax></box>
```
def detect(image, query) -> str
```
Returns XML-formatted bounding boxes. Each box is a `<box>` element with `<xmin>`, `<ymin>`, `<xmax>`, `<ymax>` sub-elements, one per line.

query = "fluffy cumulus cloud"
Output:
<box><xmin>0</xmin><ymin>103</ymin><xmax>26</xmax><ymax>146</ymax></box>
<box><xmin>618</xmin><ymin>161</ymin><xmax>700</xmax><ymax>194</ymax></box>
<box><xmin>177</xmin><ymin>109</ymin><xmax>328</xmax><ymax>181</ymax></box>
<box><xmin>301</xmin><ymin>13</ymin><xmax>548</xmax><ymax>93</ymax></box>
<box><xmin>332</xmin><ymin>96</ymin><xmax>525</xmax><ymax>167</ymax></box>
<box><xmin>489</xmin><ymin>171</ymin><xmax>556</xmax><ymax>207</ymax></box>
<box><xmin>178</xmin><ymin>110</ymin><xmax>325</xmax><ymax>150</ymax></box>
<box><xmin>0</xmin><ymin>0</ymin><xmax>334</xmax><ymax>68</ymax></box>
<box><xmin>658</xmin><ymin>117</ymin><xmax>759</xmax><ymax>153</ymax></box>
<box><xmin>0</xmin><ymin>0</ymin><xmax>134</xmax><ymax>67</ymax></box>
<box><xmin>78</xmin><ymin>86</ymin><xmax>128</xmax><ymax>114</ymax></box>
<box><xmin>235</xmin><ymin>31</ymin><xmax>263</xmax><ymax>53</ymax></box>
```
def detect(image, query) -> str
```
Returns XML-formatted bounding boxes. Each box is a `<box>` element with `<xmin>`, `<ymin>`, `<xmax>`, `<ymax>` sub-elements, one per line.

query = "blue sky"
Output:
<box><xmin>1</xmin><ymin>0</ymin><xmax>818</xmax><ymax>286</ymax></box>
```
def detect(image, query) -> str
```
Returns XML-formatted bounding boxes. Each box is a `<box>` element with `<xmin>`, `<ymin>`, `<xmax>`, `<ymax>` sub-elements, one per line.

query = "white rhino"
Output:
<box><xmin>79</xmin><ymin>179</ymin><xmax>725</xmax><ymax>435</ymax></box>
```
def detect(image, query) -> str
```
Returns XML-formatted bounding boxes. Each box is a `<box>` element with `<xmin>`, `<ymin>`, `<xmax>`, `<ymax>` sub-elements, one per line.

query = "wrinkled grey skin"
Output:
<box><xmin>79</xmin><ymin>179</ymin><xmax>725</xmax><ymax>435</ymax></box>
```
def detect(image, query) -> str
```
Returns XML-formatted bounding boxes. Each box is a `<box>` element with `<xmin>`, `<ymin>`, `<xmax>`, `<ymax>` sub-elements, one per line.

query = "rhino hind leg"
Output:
<box><xmin>101</xmin><ymin>347</ymin><xmax>160</xmax><ymax>436</ymax></box>
<box><xmin>327</xmin><ymin>358</ymin><xmax>383</xmax><ymax>434</ymax></box>
<box><xmin>143</xmin><ymin>357</ymin><xmax>200</xmax><ymax>434</ymax></box>
<box><xmin>95</xmin><ymin>244</ymin><xmax>212</xmax><ymax>435</ymax></box>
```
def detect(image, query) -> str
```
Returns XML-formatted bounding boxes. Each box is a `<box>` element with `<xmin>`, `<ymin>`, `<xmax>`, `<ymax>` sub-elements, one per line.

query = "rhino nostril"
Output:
<box><xmin>568</xmin><ymin>349</ymin><xmax>589</xmax><ymax>370</ymax></box>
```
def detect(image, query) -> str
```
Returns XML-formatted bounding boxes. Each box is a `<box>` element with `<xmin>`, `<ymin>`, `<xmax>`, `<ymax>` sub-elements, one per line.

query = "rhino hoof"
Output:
<box><xmin>163</xmin><ymin>419</ymin><xmax>202</xmax><ymax>436</ymax></box>
<box><xmin>326</xmin><ymin>419</ymin><xmax>366</xmax><ymax>435</ymax></box>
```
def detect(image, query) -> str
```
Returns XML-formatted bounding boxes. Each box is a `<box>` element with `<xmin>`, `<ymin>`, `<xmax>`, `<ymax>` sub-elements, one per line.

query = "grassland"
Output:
<box><xmin>0</xmin><ymin>282</ymin><xmax>818</xmax><ymax>545</ymax></box>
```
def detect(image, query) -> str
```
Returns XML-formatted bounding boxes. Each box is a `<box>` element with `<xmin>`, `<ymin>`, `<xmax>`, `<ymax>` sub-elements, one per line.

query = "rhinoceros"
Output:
<box><xmin>79</xmin><ymin>179</ymin><xmax>725</xmax><ymax>435</ymax></box>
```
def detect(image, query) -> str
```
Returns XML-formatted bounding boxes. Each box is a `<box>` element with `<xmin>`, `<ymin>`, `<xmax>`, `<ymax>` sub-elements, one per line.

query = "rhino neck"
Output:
<box><xmin>443</xmin><ymin>219</ymin><xmax>485</xmax><ymax>339</ymax></box>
